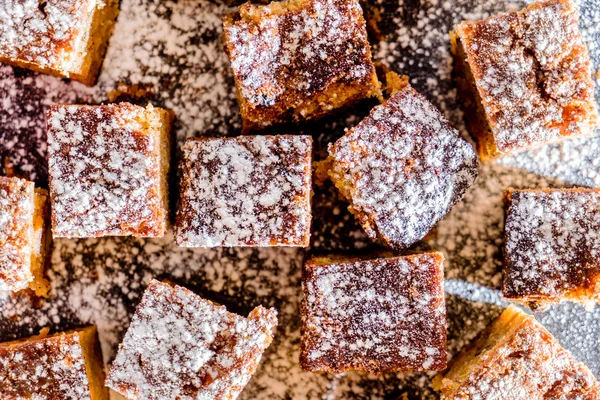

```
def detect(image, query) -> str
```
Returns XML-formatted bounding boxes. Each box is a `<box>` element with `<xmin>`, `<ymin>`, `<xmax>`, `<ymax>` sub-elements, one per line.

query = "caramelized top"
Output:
<box><xmin>175</xmin><ymin>135</ymin><xmax>312</xmax><ymax>247</ymax></box>
<box><xmin>0</xmin><ymin>176</ymin><xmax>34</xmax><ymax>292</ymax></box>
<box><xmin>0</xmin><ymin>329</ymin><xmax>93</xmax><ymax>399</ymax></box>
<box><xmin>328</xmin><ymin>84</ymin><xmax>478</xmax><ymax>250</ymax></box>
<box><xmin>301</xmin><ymin>253</ymin><xmax>447</xmax><ymax>373</ymax></box>
<box><xmin>455</xmin><ymin>0</ymin><xmax>599</xmax><ymax>154</ymax></box>
<box><xmin>106</xmin><ymin>280</ymin><xmax>278</xmax><ymax>400</ymax></box>
<box><xmin>0</xmin><ymin>0</ymin><xmax>99</xmax><ymax>71</ymax></box>
<box><xmin>504</xmin><ymin>188</ymin><xmax>600</xmax><ymax>303</ymax></box>
<box><xmin>47</xmin><ymin>103</ymin><xmax>167</xmax><ymax>238</ymax></box>
<box><xmin>223</xmin><ymin>0</ymin><xmax>379</xmax><ymax>127</ymax></box>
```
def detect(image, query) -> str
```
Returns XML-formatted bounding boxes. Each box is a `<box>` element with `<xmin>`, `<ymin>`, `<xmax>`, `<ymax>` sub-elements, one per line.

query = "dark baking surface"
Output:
<box><xmin>1</xmin><ymin>0</ymin><xmax>599</xmax><ymax>398</ymax></box>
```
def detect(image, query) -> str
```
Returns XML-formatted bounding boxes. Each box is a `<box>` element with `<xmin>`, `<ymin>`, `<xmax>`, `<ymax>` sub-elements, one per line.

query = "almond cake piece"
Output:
<box><xmin>46</xmin><ymin>103</ymin><xmax>173</xmax><ymax>238</ymax></box>
<box><xmin>328</xmin><ymin>77</ymin><xmax>478</xmax><ymax>250</ymax></box>
<box><xmin>106</xmin><ymin>280</ymin><xmax>278</xmax><ymax>400</ymax></box>
<box><xmin>0</xmin><ymin>0</ymin><xmax>119</xmax><ymax>86</ymax></box>
<box><xmin>433</xmin><ymin>305</ymin><xmax>600</xmax><ymax>399</ymax></box>
<box><xmin>0</xmin><ymin>326</ymin><xmax>108</xmax><ymax>400</ymax></box>
<box><xmin>300</xmin><ymin>252</ymin><xmax>447</xmax><ymax>373</ymax></box>
<box><xmin>174</xmin><ymin>135</ymin><xmax>312</xmax><ymax>248</ymax></box>
<box><xmin>222</xmin><ymin>0</ymin><xmax>381</xmax><ymax>132</ymax></box>
<box><xmin>0</xmin><ymin>176</ymin><xmax>50</xmax><ymax>297</ymax></box>
<box><xmin>503</xmin><ymin>188</ymin><xmax>600</xmax><ymax>309</ymax></box>
<box><xmin>451</xmin><ymin>0</ymin><xmax>599</xmax><ymax>160</ymax></box>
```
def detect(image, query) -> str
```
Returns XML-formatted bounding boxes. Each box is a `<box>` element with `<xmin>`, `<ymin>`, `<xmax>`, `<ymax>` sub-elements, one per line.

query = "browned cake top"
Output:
<box><xmin>0</xmin><ymin>176</ymin><xmax>34</xmax><ymax>293</ymax></box>
<box><xmin>300</xmin><ymin>253</ymin><xmax>447</xmax><ymax>373</ymax></box>
<box><xmin>455</xmin><ymin>0</ymin><xmax>599</xmax><ymax>154</ymax></box>
<box><xmin>504</xmin><ymin>188</ymin><xmax>600</xmax><ymax>304</ymax></box>
<box><xmin>106</xmin><ymin>280</ymin><xmax>278</xmax><ymax>400</ymax></box>
<box><xmin>47</xmin><ymin>103</ymin><xmax>166</xmax><ymax>238</ymax></box>
<box><xmin>223</xmin><ymin>0</ymin><xmax>378</xmax><ymax>126</ymax></box>
<box><xmin>0</xmin><ymin>330</ymin><xmax>93</xmax><ymax>399</ymax></box>
<box><xmin>175</xmin><ymin>135</ymin><xmax>312</xmax><ymax>247</ymax></box>
<box><xmin>452</xmin><ymin>307</ymin><xmax>600</xmax><ymax>399</ymax></box>
<box><xmin>0</xmin><ymin>0</ymin><xmax>101</xmax><ymax>71</ymax></box>
<box><xmin>328</xmin><ymin>84</ymin><xmax>478</xmax><ymax>250</ymax></box>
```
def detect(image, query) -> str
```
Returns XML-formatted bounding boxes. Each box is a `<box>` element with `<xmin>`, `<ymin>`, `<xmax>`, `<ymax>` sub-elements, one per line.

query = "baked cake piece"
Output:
<box><xmin>300</xmin><ymin>252</ymin><xmax>447</xmax><ymax>373</ymax></box>
<box><xmin>106</xmin><ymin>280</ymin><xmax>278</xmax><ymax>400</ymax></box>
<box><xmin>0</xmin><ymin>0</ymin><xmax>119</xmax><ymax>86</ymax></box>
<box><xmin>433</xmin><ymin>305</ymin><xmax>600</xmax><ymax>399</ymax></box>
<box><xmin>47</xmin><ymin>103</ymin><xmax>173</xmax><ymax>238</ymax></box>
<box><xmin>223</xmin><ymin>0</ymin><xmax>381</xmax><ymax>132</ymax></box>
<box><xmin>503</xmin><ymin>188</ymin><xmax>600</xmax><ymax>309</ymax></box>
<box><xmin>175</xmin><ymin>135</ymin><xmax>312</xmax><ymax>247</ymax></box>
<box><xmin>0</xmin><ymin>326</ymin><xmax>108</xmax><ymax>400</ymax></box>
<box><xmin>451</xmin><ymin>0</ymin><xmax>599</xmax><ymax>160</ymax></box>
<box><xmin>0</xmin><ymin>176</ymin><xmax>50</xmax><ymax>297</ymax></box>
<box><xmin>328</xmin><ymin>76</ymin><xmax>478</xmax><ymax>250</ymax></box>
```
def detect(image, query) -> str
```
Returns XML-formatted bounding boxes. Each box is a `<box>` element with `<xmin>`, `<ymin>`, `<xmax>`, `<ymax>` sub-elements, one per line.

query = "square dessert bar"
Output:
<box><xmin>106</xmin><ymin>280</ymin><xmax>278</xmax><ymax>400</ymax></box>
<box><xmin>175</xmin><ymin>135</ymin><xmax>312</xmax><ymax>247</ymax></box>
<box><xmin>0</xmin><ymin>176</ymin><xmax>50</xmax><ymax>297</ymax></box>
<box><xmin>0</xmin><ymin>0</ymin><xmax>119</xmax><ymax>86</ymax></box>
<box><xmin>0</xmin><ymin>326</ymin><xmax>108</xmax><ymax>400</ymax></box>
<box><xmin>223</xmin><ymin>0</ymin><xmax>380</xmax><ymax>132</ymax></box>
<box><xmin>328</xmin><ymin>76</ymin><xmax>478</xmax><ymax>250</ymax></box>
<box><xmin>47</xmin><ymin>103</ymin><xmax>173</xmax><ymax>238</ymax></box>
<box><xmin>503</xmin><ymin>188</ymin><xmax>600</xmax><ymax>309</ymax></box>
<box><xmin>300</xmin><ymin>252</ymin><xmax>447</xmax><ymax>373</ymax></box>
<box><xmin>451</xmin><ymin>0</ymin><xmax>599</xmax><ymax>160</ymax></box>
<box><xmin>433</xmin><ymin>305</ymin><xmax>600</xmax><ymax>399</ymax></box>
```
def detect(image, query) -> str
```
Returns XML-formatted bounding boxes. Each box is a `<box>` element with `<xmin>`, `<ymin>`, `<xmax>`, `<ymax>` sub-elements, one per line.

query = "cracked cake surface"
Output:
<box><xmin>300</xmin><ymin>253</ymin><xmax>447</xmax><ymax>373</ymax></box>
<box><xmin>106</xmin><ymin>280</ymin><xmax>278</xmax><ymax>400</ymax></box>
<box><xmin>223</xmin><ymin>0</ymin><xmax>380</xmax><ymax>131</ymax></box>
<box><xmin>452</xmin><ymin>0</ymin><xmax>599</xmax><ymax>159</ymax></box>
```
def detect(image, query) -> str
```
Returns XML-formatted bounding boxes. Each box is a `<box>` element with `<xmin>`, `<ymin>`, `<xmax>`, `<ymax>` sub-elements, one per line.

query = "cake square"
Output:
<box><xmin>0</xmin><ymin>326</ymin><xmax>108</xmax><ymax>400</ymax></box>
<box><xmin>0</xmin><ymin>176</ymin><xmax>50</xmax><ymax>297</ymax></box>
<box><xmin>106</xmin><ymin>280</ymin><xmax>278</xmax><ymax>400</ymax></box>
<box><xmin>328</xmin><ymin>76</ymin><xmax>478</xmax><ymax>250</ymax></box>
<box><xmin>433</xmin><ymin>305</ymin><xmax>600</xmax><ymax>398</ymax></box>
<box><xmin>451</xmin><ymin>0</ymin><xmax>599</xmax><ymax>160</ymax></box>
<box><xmin>503</xmin><ymin>188</ymin><xmax>600</xmax><ymax>309</ymax></box>
<box><xmin>223</xmin><ymin>0</ymin><xmax>381</xmax><ymax>132</ymax></box>
<box><xmin>47</xmin><ymin>103</ymin><xmax>173</xmax><ymax>238</ymax></box>
<box><xmin>0</xmin><ymin>0</ymin><xmax>119</xmax><ymax>86</ymax></box>
<box><xmin>174</xmin><ymin>135</ymin><xmax>312</xmax><ymax>247</ymax></box>
<box><xmin>300</xmin><ymin>252</ymin><xmax>447</xmax><ymax>373</ymax></box>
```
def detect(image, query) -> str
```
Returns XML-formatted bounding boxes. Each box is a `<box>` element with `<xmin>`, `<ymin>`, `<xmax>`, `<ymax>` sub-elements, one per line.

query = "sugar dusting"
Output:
<box><xmin>0</xmin><ymin>0</ymin><xmax>599</xmax><ymax>398</ymax></box>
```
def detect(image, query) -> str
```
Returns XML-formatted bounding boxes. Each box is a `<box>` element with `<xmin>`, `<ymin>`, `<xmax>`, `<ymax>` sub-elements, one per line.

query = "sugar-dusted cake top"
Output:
<box><xmin>504</xmin><ymin>188</ymin><xmax>600</xmax><ymax>305</ymax></box>
<box><xmin>301</xmin><ymin>253</ymin><xmax>447</xmax><ymax>373</ymax></box>
<box><xmin>223</xmin><ymin>0</ymin><xmax>379</xmax><ymax>128</ymax></box>
<box><xmin>0</xmin><ymin>0</ymin><xmax>98</xmax><ymax>70</ymax></box>
<box><xmin>328</xmin><ymin>83</ymin><xmax>478</xmax><ymax>249</ymax></box>
<box><xmin>175</xmin><ymin>135</ymin><xmax>312</xmax><ymax>247</ymax></box>
<box><xmin>106</xmin><ymin>280</ymin><xmax>278</xmax><ymax>400</ymax></box>
<box><xmin>455</xmin><ymin>0</ymin><xmax>598</xmax><ymax>154</ymax></box>
<box><xmin>47</xmin><ymin>103</ymin><xmax>168</xmax><ymax>238</ymax></box>
<box><xmin>0</xmin><ymin>329</ymin><xmax>94</xmax><ymax>399</ymax></box>
<box><xmin>0</xmin><ymin>176</ymin><xmax>34</xmax><ymax>292</ymax></box>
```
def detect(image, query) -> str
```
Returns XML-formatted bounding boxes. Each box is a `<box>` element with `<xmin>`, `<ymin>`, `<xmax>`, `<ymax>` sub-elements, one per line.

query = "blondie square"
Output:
<box><xmin>0</xmin><ymin>176</ymin><xmax>50</xmax><ymax>297</ymax></box>
<box><xmin>300</xmin><ymin>252</ymin><xmax>447</xmax><ymax>373</ymax></box>
<box><xmin>433</xmin><ymin>305</ymin><xmax>600</xmax><ymax>399</ymax></box>
<box><xmin>0</xmin><ymin>0</ymin><xmax>119</xmax><ymax>86</ymax></box>
<box><xmin>0</xmin><ymin>326</ymin><xmax>108</xmax><ymax>400</ymax></box>
<box><xmin>328</xmin><ymin>77</ymin><xmax>478</xmax><ymax>250</ymax></box>
<box><xmin>175</xmin><ymin>135</ymin><xmax>312</xmax><ymax>247</ymax></box>
<box><xmin>223</xmin><ymin>0</ymin><xmax>381</xmax><ymax>132</ymax></box>
<box><xmin>106</xmin><ymin>280</ymin><xmax>278</xmax><ymax>400</ymax></box>
<box><xmin>47</xmin><ymin>103</ymin><xmax>173</xmax><ymax>238</ymax></box>
<box><xmin>451</xmin><ymin>0</ymin><xmax>599</xmax><ymax>160</ymax></box>
<box><xmin>503</xmin><ymin>188</ymin><xmax>600</xmax><ymax>309</ymax></box>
